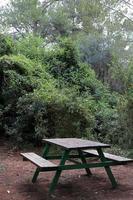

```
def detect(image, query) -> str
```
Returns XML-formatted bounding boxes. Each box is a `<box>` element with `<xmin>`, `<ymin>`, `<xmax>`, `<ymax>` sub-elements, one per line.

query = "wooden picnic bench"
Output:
<box><xmin>82</xmin><ymin>149</ymin><xmax>133</xmax><ymax>164</ymax></box>
<box><xmin>20</xmin><ymin>138</ymin><xmax>133</xmax><ymax>194</ymax></box>
<box><xmin>20</xmin><ymin>152</ymin><xmax>57</xmax><ymax>170</ymax></box>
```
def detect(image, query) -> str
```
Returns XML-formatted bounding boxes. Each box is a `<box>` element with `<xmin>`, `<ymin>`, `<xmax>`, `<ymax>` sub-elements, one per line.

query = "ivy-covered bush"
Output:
<box><xmin>43</xmin><ymin>38</ymin><xmax>79</xmax><ymax>81</ymax></box>
<box><xmin>42</xmin><ymin>38</ymin><xmax>119</xmax><ymax>143</ymax></box>
<box><xmin>0</xmin><ymin>34</ymin><xmax>13</xmax><ymax>56</ymax></box>
<box><xmin>0</xmin><ymin>34</ymin><xmax>131</xmax><ymax>149</ymax></box>
<box><xmin>0</xmin><ymin>37</ymin><xmax>94</xmax><ymax>144</ymax></box>
<box><xmin>114</xmin><ymin>62</ymin><xmax>133</xmax><ymax>148</ymax></box>
<box><xmin>10</xmin><ymin>88</ymin><xmax>95</xmax><ymax>144</ymax></box>
<box><xmin>0</xmin><ymin>54</ymin><xmax>36</xmax><ymax>137</ymax></box>
<box><xmin>14</xmin><ymin>35</ymin><xmax>45</xmax><ymax>62</ymax></box>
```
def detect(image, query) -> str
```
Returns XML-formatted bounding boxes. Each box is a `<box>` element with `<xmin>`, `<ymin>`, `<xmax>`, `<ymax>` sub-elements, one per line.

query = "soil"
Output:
<box><xmin>0</xmin><ymin>138</ymin><xmax>133</xmax><ymax>200</ymax></box>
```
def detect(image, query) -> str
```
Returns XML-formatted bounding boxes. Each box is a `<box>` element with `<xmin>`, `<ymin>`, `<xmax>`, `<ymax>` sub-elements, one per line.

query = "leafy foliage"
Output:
<box><xmin>0</xmin><ymin>34</ymin><xmax>132</xmax><ymax>150</ymax></box>
<box><xmin>14</xmin><ymin>35</ymin><xmax>45</xmax><ymax>62</ymax></box>
<box><xmin>0</xmin><ymin>34</ymin><xmax>13</xmax><ymax>56</ymax></box>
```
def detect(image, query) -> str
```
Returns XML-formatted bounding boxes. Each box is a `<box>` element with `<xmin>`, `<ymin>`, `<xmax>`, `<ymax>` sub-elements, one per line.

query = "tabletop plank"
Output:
<box><xmin>43</xmin><ymin>138</ymin><xmax>110</xmax><ymax>150</ymax></box>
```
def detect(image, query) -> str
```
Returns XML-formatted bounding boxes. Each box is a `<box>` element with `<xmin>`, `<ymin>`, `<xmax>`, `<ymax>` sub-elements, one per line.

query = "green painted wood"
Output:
<box><xmin>49</xmin><ymin>149</ymin><xmax>70</xmax><ymax>194</ymax></box>
<box><xmin>78</xmin><ymin>149</ymin><xmax>92</xmax><ymax>176</ymax></box>
<box><xmin>40</xmin><ymin>160</ymin><xmax>124</xmax><ymax>172</ymax></box>
<box><xmin>40</xmin><ymin>160</ymin><xmax>118</xmax><ymax>172</ymax></box>
<box><xmin>97</xmin><ymin>147</ymin><xmax>117</xmax><ymax>188</ymax></box>
<box><xmin>32</xmin><ymin>143</ymin><xmax>51</xmax><ymax>183</ymax></box>
<box><xmin>45</xmin><ymin>154</ymin><xmax>92</xmax><ymax>160</ymax></box>
<box><xmin>57</xmin><ymin>161</ymin><xmax>115</xmax><ymax>170</ymax></box>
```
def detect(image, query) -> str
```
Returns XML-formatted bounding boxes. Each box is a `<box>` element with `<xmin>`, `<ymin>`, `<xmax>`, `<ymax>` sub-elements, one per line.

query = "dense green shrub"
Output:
<box><xmin>110</xmin><ymin>59</ymin><xmax>133</xmax><ymax>148</ymax></box>
<box><xmin>117</xmin><ymin>95</ymin><xmax>133</xmax><ymax>148</ymax></box>
<box><xmin>14</xmin><ymin>35</ymin><xmax>45</xmax><ymax>62</ymax></box>
<box><xmin>0</xmin><ymin>41</ymin><xmax>95</xmax><ymax>143</ymax></box>
<box><xmin>0</xmin><ymin>35</ymin><xmax>132</xmax><ymax>149</ymax></box>
<box><xmin>43</xmin><ymin>38</ymin><xmax>80</xmax><ymax>80</ymax></box>
<box><xmin>0</xmin><ymin>53</ymin><xmax>40</xmax><ymax>137</ymax></box>
<box><xmin>0</xmin><ymin>34</ymin><xmax>13</xmax><ymax>56</ymax></box>
<box><xmin>42</xmin><ymin>38</ymin><xmax>119</xmax><ymax>143</ymax></box>
<box><xmin>10</xmin><ymin>89</ymin><xmax>95</xmax><ymax>144</ymax></box>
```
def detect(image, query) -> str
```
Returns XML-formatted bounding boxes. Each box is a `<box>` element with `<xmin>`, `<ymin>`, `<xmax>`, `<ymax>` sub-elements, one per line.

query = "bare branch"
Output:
<box><xmin>104</xmin><ymin>3</ymin><xmax>133</xmax><ymax>23</ymax></box>
<box><xmin>121</xmin><ymin>0</ymin><xmax>133</xmax><ymax>8</ymax></box>
<box><xmin>41</xmin><ymin>0</ymin><xmax>59</xmax><ymax>12</ymax></box>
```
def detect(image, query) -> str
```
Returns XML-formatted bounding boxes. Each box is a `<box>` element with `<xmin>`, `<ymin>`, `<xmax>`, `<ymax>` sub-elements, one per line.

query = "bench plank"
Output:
<box><xmin>20</xmin><ymin>152</ymin><xmax>57</xmax><ymax>169</ymax></box>
<box><xmin>83</xmin><ymin>150</ymin><xmax>133</xmax><ymax>163</ymax></box>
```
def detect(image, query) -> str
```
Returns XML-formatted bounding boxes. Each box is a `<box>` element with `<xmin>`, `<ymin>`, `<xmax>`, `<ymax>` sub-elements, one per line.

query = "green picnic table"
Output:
<box><xmin>21</xmin><ymin>138</ymin><xmax>133</xmax><ymax>194</ymax></box>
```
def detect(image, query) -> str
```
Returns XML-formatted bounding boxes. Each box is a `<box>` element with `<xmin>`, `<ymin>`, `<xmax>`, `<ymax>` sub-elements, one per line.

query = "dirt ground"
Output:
<box><xmin>0</xmin><ymin>138</ymin><xmax>133</xmax><ymax>200</ymax></box>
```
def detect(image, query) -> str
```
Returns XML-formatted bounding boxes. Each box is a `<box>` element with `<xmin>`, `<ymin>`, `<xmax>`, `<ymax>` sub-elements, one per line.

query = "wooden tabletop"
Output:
<box><xmin>43</xmin><ymin>138</ymin><xmax>110</xmax><ymax>150</ymax></box>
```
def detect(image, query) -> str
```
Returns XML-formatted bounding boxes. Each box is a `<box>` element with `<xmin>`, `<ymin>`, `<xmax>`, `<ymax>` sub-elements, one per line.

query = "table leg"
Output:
<box><xmin>97</xmin><ymin>147</ymin><xmax>117</xmax><ymax>188</ymax></box>
<box><xmin>78</xmin><ymin>149</ymin><xmax>92</xmax><ymax>176</ymax></box>
<box><xmin>49</xmin><ymin>149</ymin><xmax>70</xmax><ymax>194</ymax></box>
<box><xmin>32</xmin><ymin>143</ymin><xmax>51</xmax><ymax>183</ymax></box>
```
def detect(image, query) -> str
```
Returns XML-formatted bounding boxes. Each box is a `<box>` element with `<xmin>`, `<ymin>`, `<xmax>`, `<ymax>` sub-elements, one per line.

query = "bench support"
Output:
<box><xmin>97</xmin><ymin>147</ymin><xmax>117</xmax><ymax>188</ymax></box>
<box><xmin>49</xmin><ymin>149</ymin><xmax>70</xmax><ymax>194</ymax></box>
<box><xmin>78</xmin><ymin>149</ymin><xmax>92</xmax><ymax>176</ymax></box>
<box><xmin>32</xmin><ymin>143</ymin><xmax>51</xmax><ymax>183</ymax></box>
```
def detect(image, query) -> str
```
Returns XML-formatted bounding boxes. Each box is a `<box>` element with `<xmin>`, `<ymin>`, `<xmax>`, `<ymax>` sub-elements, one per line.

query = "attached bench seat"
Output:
<box><xmin>20</xmin><ymin>152</ymin><xmax>57</xmax><ymax>170</ymax></box>
<box><xmin>83</xmin><ymin>150</ymin><xmax>133</xmax><ymax>164</ymax></box>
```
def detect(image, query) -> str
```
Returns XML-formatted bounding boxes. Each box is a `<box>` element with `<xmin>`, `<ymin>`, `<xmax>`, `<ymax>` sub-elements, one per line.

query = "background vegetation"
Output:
<box><xmin>0</xmin><ymin>0</ymin><xmax>132</xmax><ymax>153</ymax></box>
